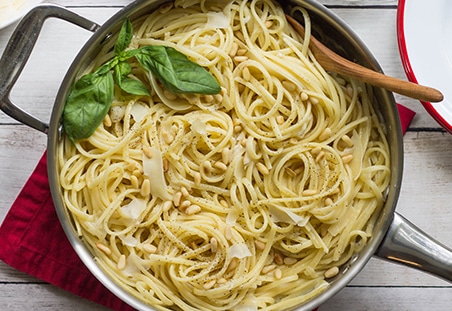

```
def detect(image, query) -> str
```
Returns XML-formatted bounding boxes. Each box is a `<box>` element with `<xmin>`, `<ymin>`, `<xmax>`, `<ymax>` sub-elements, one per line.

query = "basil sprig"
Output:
<box><xmin>63</xmin><ymin>19</ymin><xmax>221</xmax><ymax>142</ymax></box>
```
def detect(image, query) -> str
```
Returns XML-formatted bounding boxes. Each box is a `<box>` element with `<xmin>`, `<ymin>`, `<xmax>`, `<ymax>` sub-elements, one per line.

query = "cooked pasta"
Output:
<box><xmin>58</xmin><ymin>0</ymin><xmax>391</xmax><ymax>310</ymax></box>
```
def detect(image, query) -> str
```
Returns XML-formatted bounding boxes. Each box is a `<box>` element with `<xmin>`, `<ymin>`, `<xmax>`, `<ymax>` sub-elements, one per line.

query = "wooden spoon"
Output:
<box><xmin>286</xmin><ymin>14</ymin><xmax>444</xmax><ymax>103</ymax></box>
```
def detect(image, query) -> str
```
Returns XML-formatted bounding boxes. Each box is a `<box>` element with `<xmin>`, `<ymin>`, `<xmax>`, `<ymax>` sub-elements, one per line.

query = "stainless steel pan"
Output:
<box><xmin>1</xmin><ymin>1</ymin><xmax>451</xmax><ymax>310</ymax></box>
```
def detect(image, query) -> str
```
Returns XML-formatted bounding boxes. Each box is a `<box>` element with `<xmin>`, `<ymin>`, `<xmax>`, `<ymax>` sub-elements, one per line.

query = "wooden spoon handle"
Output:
<box><xmin>286</xmin><ymin>14</ymin><xmax>444</xmax><ymax>103</ymax></box>
<box><xmin>327</xmin><ymin>53</ymin><xmax>444</xmax><ymax>103</ymax></box>
<box><xmin>330</xmin><ymin>53</ymin><xmax>444</xmax><ymax>103</ymax></box>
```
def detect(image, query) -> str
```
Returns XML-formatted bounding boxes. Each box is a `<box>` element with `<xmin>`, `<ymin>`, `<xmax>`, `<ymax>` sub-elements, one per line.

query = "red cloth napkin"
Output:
<box><xmin>0</xmin><ymin>104</ymin><xmax>415</xmax><ymax>310</ymax></box>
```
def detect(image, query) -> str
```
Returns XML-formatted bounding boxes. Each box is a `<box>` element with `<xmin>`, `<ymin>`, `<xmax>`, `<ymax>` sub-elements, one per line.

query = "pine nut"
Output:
<box><xmin>237</xmin><ymin>48</ymin><xmax>247</xmax><ymax>56</ymax></box>
<box><xmin>274</xmin><ymin>268</ymin><xmax>282</xmax><ymax>280</ymax></box>
<box><xmin>284</xmin><ymin>257</ymin><xmax>298</xmax><ymax>266</ymax></box>
<box><xmin>130</xmin><ymin>175</ymin><xmax>140</xmax><ymax>189</ymax></box>
<box><xmin>141</xmin><ymin>179</ymin><xmax>151</xmax><ymax>196</ymax></box>
<box><xmin>203</xmin><ymin>279</ymin><xmax>216</xmax><ymax>289</ymax></box>
<box><xmin>342</xmin><ymin>134</ymin><xmax>354</xmax><ymax>147</ymax></box>
<box><xmin>214</xmin><ymin>161</ymin><xmax>228</xmax><ymax>171</ymax></box>
<box><xmin>243</xmin><ymin>66</ymin><xmax>251</xmax><ymax>81</ymax></box>
<box><xmin>103</xmin><ymin>113</ymin><xmax>112</xmax><ymax>127</ymax></box>
<box><xmin>214</xmin><ymin>94</ymin><xmax>223</xmax><ymax>103</ymax></box>
<box><xmin>162</xmin><ymin>158</ymin><xmax>169</xmax><ymax>172</ymax></box>
<box><xmin>234</xmin><ymin>56</ymin><xmax>248</xmax><ymax>63</ymax></box>
<box><xmin>311</xmin><ymin>146</ymin><xmax>322</xmax><ymax>155</ymax></box>
<box><xmin>194</xmin><ymin>172</ymin><xmax>202</xmax><ymax>186</ymax></box>
<box><xmin>302</xmin><ymin>189</ymin><xmax>318</xmax><ymax>196</ymax></box>
<box><xmin>342</xmin><ymin>154</ymin><xmax>354</xmax><ymax>164</ymax></box>
<box><xmin>324</xmin><ymin>266</ymin><xmax>340</xmax><ymax>279</ymax></box>
<box><xmin>219</xmin><ymin>199</ymin><xmax>229</xmax><ymax>208</ymax></box>
<box><xmin>163</xmin><ymin>200</ymin><xmax>173</xmax><ymax>212</ymax></box>
<box><xmin>325</xmin><ymin>197</ymin><xmax>334</xmax><ymax>206</ymax></box>
<box><xmin>310</xmin><ymin>97</ymin><xmax>319</xmax><ymax>105</ymax></box>
<box><xmin>319</xmin><ymin>127</ymin><xmax>332</xmax><ymax>141</ymax></box>
<box><xmin>114</xmin><ymin>122</ymin><xmax>123</xmax><ymax>137</ymax></box>
<box><xmin>180</xmin><ymin>200</ymin><xmax>191</xmax><ymax>210</ymax></box>
<box><xmin>126</xmin><ymin>162</ymin><xmax>136</xmax><ymax>172</ymax></box>
<box><xmin>180</xmin><ymin>186</ymin><xmax>190</xmax><ymax>198</ymax></box>
<box><xmin>117</xmin><ymin>254</ymin><xmax>127</xmax><ymax>270</ymax></box>
<box><xmin>256</xmin><ymin>162</ymin><xmax>270</xmax><ymax>175</ymax></box>
<box><xmin>315</xmin><ymin>151</ymin><xmax>325</xmax><ymax>163</ymax></box>
<box><xmin>143</xmin><ymin>243</ymin><xmax>158</xmax><ymax>254</ymax></box>
<box><xmin>202</xmin><ymin>160</ymin><xmax>212</xmax><ymax>174</ymax></box>
<box><xmin>185</xmin><ymin>204</ymin><xmax>201</xmax><ymax>215</ymax></box>
<box><xmin>229</xmin><ymin>42</ymin><xmax>239</xmax><ymax>57</ymax></box>
<box><xmin>222</xmin><ymin>148</ymin><xmax>231</xmax><ymax>165</ymax></box>
<box><xmin>282</xmin><ymin>80</ymin><xmax>297</xmax><ymax>92</ymax></box>
<box><xmin>265</xmin><ymin>20</ymin><xmax>274</xmax><ymax>28</ymax></box>
<box><xmin>173</xmin><ymin>192</ymin><xmax>183</xmax><ymax>207</ymax></box>
<box><xmin>276</xmin><ymin>115</ymin><xmax>285</xmax><ymax>125</ymax></box>
<box><xmin>204</xmin><ymin>94</ymin><xmax>214</xmax><ymax>103</ymax></box>
<box><xmin>285</xmin><ymin>167</ymin><xmax>297</xmax><ymax>177</ymax></box>
<box><xmin>262</xmin><ymin>264</ymin><xmax>276</xmax><ymax>274</ymax></box>
<box><xmin>210</xmin><ymin>237</ymin><xmax>218</xmax><ymax>253</ymax></box>
<box><xmin>226</xmin><ymin>258</ymin><xmax>238</xmax><ymax>273</ymax></box>
<box><xmin>217</xmin><ymin>278</ymin><xmax>227</xmax><ymax>284</ymax></box>
<box><xmin>254</xmin><ymin>239</ymin><xmax>266</xmax><ymax>250</ymax></box>
<box><xmin>235</xmin><ymin>31</ymin><xmax>245</xmax><ymax>42</ymax></box>
<box><xmin>96</xmin><ymin>243</ymin><xmax>111</xmax><ymax>255</ymax></box>
<box><xmin>163</xmin><ymin>131</ymin><xmax>174</xmax><ymax>144</ymax></box>
<box><xmin>346</xmin><ymin>85</ymin><xmax>353</xmax><ymax>97</ymax></box>
<box><xmin>225</xmin><ymin>225</ymin><xmax>232</xmax><ymax>240</ymax></box>
<box><xmin>300</xmin><ymin>92</ymin><xmax>309</xmax><ymax>101</ymax></box>
<box><xmin>143</xmin><ymin>146</ymin><xmax>153</xmax><ymax>158</ymax></box>
<box><xmin>274</xmin><ymin>253</ymin><xmax>284</xmax><ymax>265</ymax></box>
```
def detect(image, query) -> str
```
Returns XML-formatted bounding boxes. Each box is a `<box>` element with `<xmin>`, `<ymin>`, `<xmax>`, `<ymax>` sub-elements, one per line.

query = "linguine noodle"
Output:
<box><xmin>58</xmin><ymin>0</ymin><xmax>391</xmax><ymax>310</ymax></box>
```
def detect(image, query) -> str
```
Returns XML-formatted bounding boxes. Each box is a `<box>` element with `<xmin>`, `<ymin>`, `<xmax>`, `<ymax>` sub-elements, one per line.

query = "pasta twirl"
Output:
<box><xmin>58</xmin><ymin>0</ymin><xmax>391</xmax><ymax>310</ymax></box>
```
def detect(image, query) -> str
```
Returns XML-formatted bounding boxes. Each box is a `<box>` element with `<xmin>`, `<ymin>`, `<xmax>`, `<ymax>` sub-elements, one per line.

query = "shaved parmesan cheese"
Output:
<box><xmin>123</xmin><ymin>252</ymin><xmax>149</xmax><ymax>277</ymax></box>
<box><xmin>119</xmin><ymin>235</ymin><xmax>139</xmax><ymax>247</ymax></box>
<box><xmin>206</xmin><ymin>12</ymin><xmax>230</xmax><ymax>29</ymax></box>
<box><xmin>142</xmin><ymin>147</ymin><xmax>172</xmax><ymax>200</ymax></box>
<box><xmin>191</xmin><ymin>118</ymin><xmax>207</xmax><ymax>135</ymax></box>
<box><xmin>226</xmin><ymin>208</ymin><xmax>240</xmax><ymax>225</ymax></box>
<box><xmin>229</xmin><ymin>243</ymin><xmax>252</xmax><ymax>259</ymax></box>
<box><xmin>119</xmin><ymin>198</ymin><xmax>147</xmax><ymax>220</ymax></box>
<box><xmin>130</xmin><ymin>102</ymin><xmax>149</xmax><ymax>123</ymax></box>
<box><xmin>235</xmin><ymin>294</ymin><xmax>259</xmax><ymax>311</ymax></box>
<box><xmin>347</xmin><ymin>130</ymin><xmax>364</xmax><ymax>180</ymax></box>
<box><xmin>268</xmin><ymin>205</ymin><xmax>310</xmax><ymax>227</ymax></box>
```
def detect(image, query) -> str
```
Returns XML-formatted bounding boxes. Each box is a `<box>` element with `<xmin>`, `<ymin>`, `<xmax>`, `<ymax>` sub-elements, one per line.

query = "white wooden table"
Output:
<box><xmin>1</xmin><ymin>0</ymin><xmax>451</xmax><ymax>310</ymax></box>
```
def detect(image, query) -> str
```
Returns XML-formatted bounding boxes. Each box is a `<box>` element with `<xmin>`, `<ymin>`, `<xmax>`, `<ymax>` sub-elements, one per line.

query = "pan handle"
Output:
<box><xmin>375</xmin><ymin>212</ymin><xmax>452</xmax><ymax>282</ymax></box>
<box><xmin>0</xmin><ymin>4</ymin><xmax>100</xmax><ymax>134</ymax></box>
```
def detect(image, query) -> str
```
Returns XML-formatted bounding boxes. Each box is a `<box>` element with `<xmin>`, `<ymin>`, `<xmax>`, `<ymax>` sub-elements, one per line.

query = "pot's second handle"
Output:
<box><xmin>0</xmin><ymin>4</ymin><xmax>100</xmax><ymax>134</ymax></box>
<box><xmin>376</xmin><ymin>212</ymin><xmax>452</xmax><ymax>282</ymax></box>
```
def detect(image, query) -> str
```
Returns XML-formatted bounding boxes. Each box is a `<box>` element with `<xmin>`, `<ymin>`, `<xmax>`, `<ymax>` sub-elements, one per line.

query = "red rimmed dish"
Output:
<box><xmin>397</xmin><ymin>0</ymin><xmax>452</xmax><ymax>133</ymax></box>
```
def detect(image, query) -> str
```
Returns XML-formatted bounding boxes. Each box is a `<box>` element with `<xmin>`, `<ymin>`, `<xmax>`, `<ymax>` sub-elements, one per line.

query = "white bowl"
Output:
<box><xmin>0</xmin><ymin>0</ymin><xmax>43</xmax><ymax>30</ymax></box>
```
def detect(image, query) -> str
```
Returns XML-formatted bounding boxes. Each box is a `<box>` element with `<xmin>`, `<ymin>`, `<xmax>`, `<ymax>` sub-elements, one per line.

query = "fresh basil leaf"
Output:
<box><xmin>114</xmin><ymin>18</ymin><xmax>133</xmax><ymax>56</ymax></box>
<box><xmin>113</xmin><ymin>61</ymin><xmax>150</xmax><ymax>96</ymax></box>
<box><xmin>119</xmin><ymin>48</ymin><xmax>142</xmax><ymax>61</ymax></box>
<box><xmin>136</xmin><ymin>45</ymin><xmax>221</xmax><ymax>95</ymax></box>
<box><xmin>118</xmin><ymin>76</ymin><xmax>151</xmax><ymax>96</ymax></box>
<box><xmin>113</xmin><ymin>61</ymin><xmax>132</xmax><ymax>84</ymax></box>
<box><xmin>63</xmin><ymin>70</ymin><xmax>114</xmax><ymax>141</ymax></box>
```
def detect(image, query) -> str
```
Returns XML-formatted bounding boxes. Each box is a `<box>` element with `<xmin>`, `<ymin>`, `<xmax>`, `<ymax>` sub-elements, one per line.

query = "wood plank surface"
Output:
<box><xmin>1</xmin><ymin>0</ymin><xmax>451</xmax><ymax>310</ymax></box>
